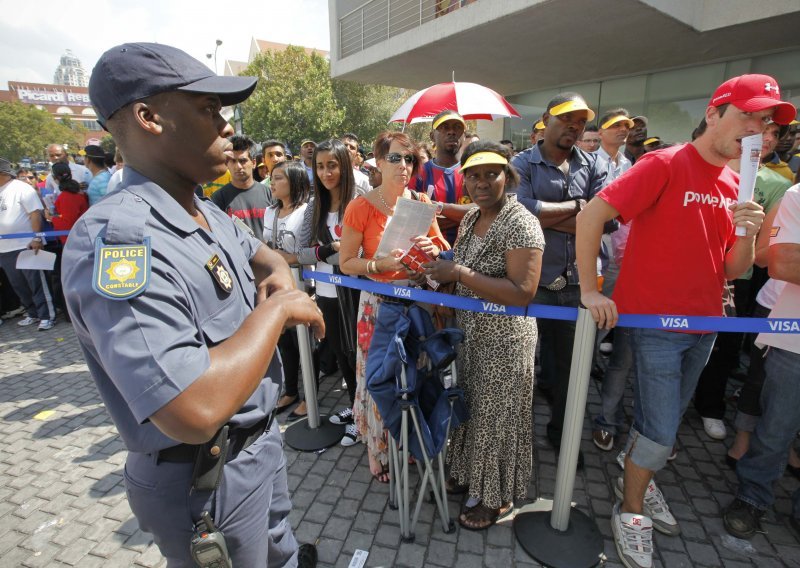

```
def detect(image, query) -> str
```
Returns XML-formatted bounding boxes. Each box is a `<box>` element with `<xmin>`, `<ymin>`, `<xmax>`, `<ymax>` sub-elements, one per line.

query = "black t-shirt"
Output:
<box><xmin>210</xmin><ymin>181</ymin><xmax>273</xmax><ymax>240</ymax></box>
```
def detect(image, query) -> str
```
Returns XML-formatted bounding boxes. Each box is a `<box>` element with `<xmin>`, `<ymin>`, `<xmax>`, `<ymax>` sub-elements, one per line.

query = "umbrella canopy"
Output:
<box><xmin>389</xmin><ymin>81</ymin><xmax>520</xmax><ymax>125</ymax></box>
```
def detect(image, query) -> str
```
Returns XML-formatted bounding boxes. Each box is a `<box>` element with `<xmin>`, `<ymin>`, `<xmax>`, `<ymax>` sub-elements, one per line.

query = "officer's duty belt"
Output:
<box><xmin>157</xmin><ymin>409</ymin><xmax>276</xmax><ymax>464</ymax></box>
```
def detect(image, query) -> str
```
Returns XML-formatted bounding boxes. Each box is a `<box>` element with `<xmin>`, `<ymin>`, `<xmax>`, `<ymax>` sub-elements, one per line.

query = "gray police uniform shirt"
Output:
<box><xmin>61</xmin><ymin>168</ymin><xmax>281</xmax><ymax>454</ymax></box>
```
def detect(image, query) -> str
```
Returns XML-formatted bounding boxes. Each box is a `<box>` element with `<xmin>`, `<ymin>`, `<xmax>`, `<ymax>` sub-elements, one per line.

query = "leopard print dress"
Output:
<box><xmin>446</xmin><ymin>196</ymin><xmax>545</xmax><ymax>509</ymax></box>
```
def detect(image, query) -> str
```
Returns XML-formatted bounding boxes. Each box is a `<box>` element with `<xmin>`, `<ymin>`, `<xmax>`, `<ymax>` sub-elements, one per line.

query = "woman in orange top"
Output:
<box><xmin>340</xmin><ymin>131</ymin><xmax>448</xmax><ymax>483</ymax></box>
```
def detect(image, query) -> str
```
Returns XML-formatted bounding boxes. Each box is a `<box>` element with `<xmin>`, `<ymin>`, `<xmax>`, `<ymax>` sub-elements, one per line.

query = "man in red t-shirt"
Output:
<box><xmin>576</xmin><ymin>74</ymin><xmax>795</xmax><ymax>568</ymax></box>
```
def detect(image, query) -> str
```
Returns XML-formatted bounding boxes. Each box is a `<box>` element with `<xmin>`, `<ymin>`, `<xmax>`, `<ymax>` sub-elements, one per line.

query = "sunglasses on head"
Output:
<box><xmin>384</xmin><ymin>152</ymin><xmax>416</xmax><ymax>165</ymax></box>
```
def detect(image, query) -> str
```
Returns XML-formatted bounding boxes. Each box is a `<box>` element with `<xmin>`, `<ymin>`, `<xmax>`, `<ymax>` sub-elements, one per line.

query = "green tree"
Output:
<box><xmin>0</xmin><ymin>102</ymin><xmax>82</xmax><ymax>162</ymax></box>
<box><xmin>332</xmin><ymin>80</ymin><xmax>409</xmax><ymax>144</ymax></box>
<box><xmin>99</xmin><ymin>135</ymin><xmax>116</xmax><ymax>155</ymax></box>
<box><xmin>242</xmin><ymin>46</ymin><xmax>344</xmax><ymax>150</ymax></box>
<box><xmin>239</xmin><ymin>46</ymin><xmax>420</xmax><ymax>151</ymax></box>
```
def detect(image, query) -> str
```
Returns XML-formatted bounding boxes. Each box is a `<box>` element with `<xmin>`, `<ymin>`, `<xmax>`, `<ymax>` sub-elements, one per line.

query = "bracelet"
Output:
<box><xmin>434</xmin><ymin>201</ymin><xmax>444</xmax><ymax>216</ymax></box>
<box><xmin>367</xmin><ymin>260</ymin><xmax>377</xmax><ymax>274</ymax></box>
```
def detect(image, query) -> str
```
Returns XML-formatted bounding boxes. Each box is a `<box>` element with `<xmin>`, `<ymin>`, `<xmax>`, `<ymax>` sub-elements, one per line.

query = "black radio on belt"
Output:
<box><xmin>190</xmin><ymin>511</ymin><xmax>231</xmax><ymax>568</ymax></box>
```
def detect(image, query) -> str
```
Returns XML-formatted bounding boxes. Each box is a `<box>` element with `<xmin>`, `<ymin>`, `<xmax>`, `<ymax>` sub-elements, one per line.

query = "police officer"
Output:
<box><xmin>61</xmin><ymin>43</ymin><xmax>323</xmax><ymax>567</ymax></box>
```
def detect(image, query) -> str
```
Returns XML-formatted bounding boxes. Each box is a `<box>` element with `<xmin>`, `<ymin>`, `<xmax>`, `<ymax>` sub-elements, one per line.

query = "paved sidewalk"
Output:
<box><xmin>0</xmin><ymin>316</ymin><xmax>798</xmax><ymax>567</ymax></box>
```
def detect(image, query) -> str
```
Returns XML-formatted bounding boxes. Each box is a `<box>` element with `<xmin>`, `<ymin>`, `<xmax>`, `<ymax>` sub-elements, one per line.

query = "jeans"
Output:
<box><xmin>534</xmin><ymin>285</ymin><xmax>580</xmax><ymax>443</ymax></box>
<box><xmin>593</xmin><ymin>327</ymin><xmax>633</xmax><ymax>435</ymax></box>
<box><xmin>736</xmin><ymin>347</ymin><xmax>800</xmax><ymax>521</ymax></box>
<box><xmin>694</xmin><ymin>330</ymin><xmax>742</xmax><ymax>419</ymax></box>
<box><xmin>625</xmin><ymin>328</ymin><xmax>716</xmax><ymax>471</ymax></box>
<box><xmin>0</xmin><ymin>250</ymin><xmax>56</xmax><ymax>321</ymax></box>
<box><xmin>734</xmin><ymin>303</ymin><xmax>771</xmax><ymax>432</ymax></box>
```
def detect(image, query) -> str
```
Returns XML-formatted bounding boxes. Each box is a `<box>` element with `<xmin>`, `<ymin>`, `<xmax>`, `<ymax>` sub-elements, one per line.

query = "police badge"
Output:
<box><xmin>93</xmin><ymin>238</ymin><xmax>151</xmax><ymax>300</ymax></box>
<box><xmin>205</xmin><ymin>254</ymin><xmax>233</xmax><ymax>294</ymax></box>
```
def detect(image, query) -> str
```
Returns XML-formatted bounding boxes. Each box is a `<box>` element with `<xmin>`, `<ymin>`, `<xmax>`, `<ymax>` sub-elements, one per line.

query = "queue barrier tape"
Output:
<box><xmin>303</xmin><ymin>269</ymin><xmax>800</xmax><ymax>335</ymax></box>
<box><xmin>1</xmin><ymin>228</ymin><xmax>795</xmax><ymax>335</ymax></box>
<box><xmin>0</xmin><ymin>230</ymin><xmax>70</xmax><ymax>240</ymax></box>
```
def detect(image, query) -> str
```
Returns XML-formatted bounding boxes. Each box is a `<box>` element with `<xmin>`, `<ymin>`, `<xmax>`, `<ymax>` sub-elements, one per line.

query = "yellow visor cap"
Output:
<box><xmin>549</xmin><ymin>100</ymin><xmax>596</xmax><ymax>121</ymax></box>
<box><xmin>601</xmin><ymin>115</ymin><xmax>635</xmax><ymax>129</ymax></box>
<box><xmin>462</xmin><ymin>151</ymin><xmax>509</xmax><ymax>171</ymax></box>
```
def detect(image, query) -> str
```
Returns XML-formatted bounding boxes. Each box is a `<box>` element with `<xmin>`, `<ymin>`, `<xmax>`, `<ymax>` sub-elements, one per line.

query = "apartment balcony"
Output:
<box><xmin>329</xmin><ymin>0</ymin><xmax>800</xmax><ymax>95</ymax></box>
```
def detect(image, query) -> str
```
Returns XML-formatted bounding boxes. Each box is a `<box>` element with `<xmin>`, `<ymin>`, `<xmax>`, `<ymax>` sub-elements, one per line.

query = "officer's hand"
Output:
<box><xmin>581</xmin><ymin>290</ymin><xmax>618</xmax><ymax>329</ymax></box>
<box><xmin>269</xmin><ymin>289</ymin><xmax>325</xmax><ymax>339</ymax></box>
<box><xmin>256</xmin><ymin>271</ymin><xmax>295</xmax><ymax>304</ymax></box>
<box><xmin>729</xmin><ymin>200</ymin><xmax>764</xmax><ymax>238</ymax></box>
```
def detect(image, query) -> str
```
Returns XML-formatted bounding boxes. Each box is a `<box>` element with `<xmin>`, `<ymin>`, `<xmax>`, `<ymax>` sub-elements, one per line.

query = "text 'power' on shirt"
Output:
<box><xmin>598</xmin><ymin>143</ymin><xmax>738</xmax><ymax>320</ymax></box>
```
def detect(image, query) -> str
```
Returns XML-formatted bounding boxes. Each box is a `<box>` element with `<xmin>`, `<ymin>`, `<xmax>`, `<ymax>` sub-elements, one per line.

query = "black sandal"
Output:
<box><xmin>458</xmin><ymin>502</ymin><xmax>513</xmax><ymax>531</ymax></box>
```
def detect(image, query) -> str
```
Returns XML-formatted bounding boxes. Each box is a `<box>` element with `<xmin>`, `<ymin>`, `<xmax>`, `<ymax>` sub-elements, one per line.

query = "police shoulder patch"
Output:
<box><xmin>92</xmin><ymin>237</ymin><xmax>151</xmax><ymax>300</ymax></box>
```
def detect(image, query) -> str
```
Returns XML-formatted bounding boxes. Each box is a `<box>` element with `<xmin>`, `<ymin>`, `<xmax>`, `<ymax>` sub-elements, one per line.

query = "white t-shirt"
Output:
<box><xmin>755</xmin><ymin>278</ymin><xmax>785</xmax><ymax>310</ymax></box>
<box><xmin>756</xmin><ymin>185</ymin><xmax>800</xmax><ymax>354</ymax></box>
<box><xmin>45</xmin><ymin>162</ymin><xmax>93</xmax><ymax>193</ymax></box>
<box><xmin>353</xmin><ymin>168</ymin><xmax>371</xmax><ymax>195</ymax></box>
<box><xmin>0</xmin><ymin>178</ymin><xmax>44</xmax><ymax>253</ymax></box>
<box><xmin>315</xmin><ymin>211</ymin><xmax>342</xmax><ymax>299</ymax></box>
<box><xmin>262</xmin><ymin>203</ymin><xmax>308</xmax><ymax>254</ymax></box>
<box><xmin>106</xmin><ymin>168</ymin><xmax>124</xmax><ymax>195</ymax></box>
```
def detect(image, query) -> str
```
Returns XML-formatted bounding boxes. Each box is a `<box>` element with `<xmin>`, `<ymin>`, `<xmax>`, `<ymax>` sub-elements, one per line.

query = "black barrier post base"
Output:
<box><xmin>514</xmin><ymin>507</ymin><xmax>603</xmax><ymax>568</ymax></box>
<box><xmin>284</xmin><ymin>418</ymin><xmax>344</xmax><ymax>452</ymax></box>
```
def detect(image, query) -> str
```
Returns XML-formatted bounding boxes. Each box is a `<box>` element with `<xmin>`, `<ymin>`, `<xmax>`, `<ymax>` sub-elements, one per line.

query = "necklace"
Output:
<box><xmin>377</xmin><ymin>188</ymin><xmax>395</xmax><ymax>213</ymax></box>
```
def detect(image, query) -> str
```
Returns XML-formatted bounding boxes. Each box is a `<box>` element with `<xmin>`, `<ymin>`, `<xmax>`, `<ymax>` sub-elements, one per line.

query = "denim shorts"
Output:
<box><xmin>624</xmin><ymin>327</ymin><xmax>716</xmax><ymax>471</ymax></box>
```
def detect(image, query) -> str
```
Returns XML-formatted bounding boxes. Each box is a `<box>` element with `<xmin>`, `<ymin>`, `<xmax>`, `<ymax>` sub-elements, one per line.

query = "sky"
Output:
<box><xmin>0</xmin><ymin>0</ymin><xmax>331</xmax><ymax>87</ymax></box>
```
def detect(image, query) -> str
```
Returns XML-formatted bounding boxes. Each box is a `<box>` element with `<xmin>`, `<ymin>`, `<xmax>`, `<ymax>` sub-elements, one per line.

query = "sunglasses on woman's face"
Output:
<box><xmin>384</xmin><ymin>152</ymin><xmax>416</xmax><ymax>165</ymax></box>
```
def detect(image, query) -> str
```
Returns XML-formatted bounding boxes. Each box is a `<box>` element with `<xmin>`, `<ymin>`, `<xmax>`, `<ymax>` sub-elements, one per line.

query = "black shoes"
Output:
<box><xmin>723</xmin><ymin>498</ymin><xmax>764</xmax><ymax>539</ymax></box>
<box><xmin>297</xmin><ymin>543</ymin><xmax>317</xmax><ymax>568</ymax></box>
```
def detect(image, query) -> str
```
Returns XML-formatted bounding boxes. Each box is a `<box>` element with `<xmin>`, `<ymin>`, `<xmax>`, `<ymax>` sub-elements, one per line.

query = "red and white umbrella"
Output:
<box><xmin>389</xmin><ymin>81</ymin><xmax>520</xmax><ymax>125</ymax></box>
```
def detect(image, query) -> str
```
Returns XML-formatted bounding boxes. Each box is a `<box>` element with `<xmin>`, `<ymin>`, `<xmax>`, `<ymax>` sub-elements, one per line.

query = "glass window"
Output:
<box><xmin>597</xmin><ymin>76</ymin><xmax>647</xmax><ymax>120</ymax></box>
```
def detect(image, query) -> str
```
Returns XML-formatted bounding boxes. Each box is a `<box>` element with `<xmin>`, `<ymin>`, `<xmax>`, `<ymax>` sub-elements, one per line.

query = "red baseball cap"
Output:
<box><xmin>709</xmin><ymin>74</ymin><xmax>796</xmax><ymax>125</ymax></box>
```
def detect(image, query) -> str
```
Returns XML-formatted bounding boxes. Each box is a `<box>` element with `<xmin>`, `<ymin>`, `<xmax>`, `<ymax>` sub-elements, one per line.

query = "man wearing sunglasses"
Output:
<box><xmin>510</xmin><ymin>93</ymin><xmax>611</xmax><ymax>468</ymax></box>
<box><xmin>17</xmin><ymin>168</ymin><xmax>39</xmax><ymax>190</ymax></box>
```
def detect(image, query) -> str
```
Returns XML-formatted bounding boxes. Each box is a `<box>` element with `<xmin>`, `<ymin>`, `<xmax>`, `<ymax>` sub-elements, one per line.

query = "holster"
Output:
<box><xmin>191</xmin><ymin>425</ymin><xmax>229</xmax><ymax>492</ymax></box>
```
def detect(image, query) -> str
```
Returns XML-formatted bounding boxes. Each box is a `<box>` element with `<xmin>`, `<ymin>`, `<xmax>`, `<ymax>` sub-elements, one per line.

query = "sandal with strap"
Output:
<box><xmin>458</xmin><ymin>502</ymin><xmax>513</xmax><ymax>531</ymax></box>
<box><xmin>372</xmin><ymin>466</ymin><xmax>390</xmax><ymax>484</ymax></box>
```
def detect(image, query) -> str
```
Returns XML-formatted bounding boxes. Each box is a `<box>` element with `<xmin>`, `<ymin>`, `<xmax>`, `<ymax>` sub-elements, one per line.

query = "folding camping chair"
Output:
<box><xmin>366</xmin><ymin>300</ymin><xmax>468</xmax><ymax>542</ymax></box>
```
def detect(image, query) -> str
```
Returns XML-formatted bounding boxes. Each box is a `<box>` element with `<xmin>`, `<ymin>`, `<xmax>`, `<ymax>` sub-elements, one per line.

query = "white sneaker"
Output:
<box><xmin>17</xmin><ymin>316</ymin><xmax>39</xmax><ymax>327</ymax></box>
<box><xmin>37</xmin><ymin>319</ymin><xmax>55</xmax><ymax>331</ymax></box>
<box><xmin>702</xmin><ymin>417</ymin><xmax>727</xmax><ymax>440</ymax></box>
<box><xmin>615</xmin><ymin>476</ymin><xmax>680</xmax><ymax>535</ymax></box>
<box><xmin>329</xmin><ymin>407</ymin><xmax>354</xmax><ymax>425</ymax></box>
<box><xmin>340</xmin><ymin>423</ymin><xmax>359</xmax><ymax>447</ymax></box>
<box><xmin>612</xmin><ymin>502</ymin><xmax>653</xmax><ymax>568</ymax></box>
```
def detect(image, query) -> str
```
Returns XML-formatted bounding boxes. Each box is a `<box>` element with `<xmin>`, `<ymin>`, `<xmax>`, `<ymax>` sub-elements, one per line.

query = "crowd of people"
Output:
<box><xmin>2</xmin><ymin>40</ymin><xmax>800</xmax><ymax>568</ymax></box>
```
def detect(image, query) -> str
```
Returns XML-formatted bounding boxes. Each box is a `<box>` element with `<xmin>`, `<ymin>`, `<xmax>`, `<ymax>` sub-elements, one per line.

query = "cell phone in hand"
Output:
<box><xmin>400</xmin><ymin>244</ymin><xmax>439</xmax><ymax>290</ymax></box>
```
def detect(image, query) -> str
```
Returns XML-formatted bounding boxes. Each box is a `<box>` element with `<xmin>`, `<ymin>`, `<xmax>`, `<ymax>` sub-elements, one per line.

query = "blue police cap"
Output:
<box><xmin>89</xmin><ymin>42</ymin><xmax>257</xmax><ymax>125</ymax></box>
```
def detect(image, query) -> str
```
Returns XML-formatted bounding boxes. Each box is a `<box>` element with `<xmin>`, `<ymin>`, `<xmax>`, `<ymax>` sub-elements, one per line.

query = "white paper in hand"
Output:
<box><xmin>736</xmin><ymin>133</ymin><xmax>762</xmax><ymax>236</ymax></box>
<box><xmin>15</xmin><ymin>249</ymin><xmax>57</xmax><ymax>271</ymax></box>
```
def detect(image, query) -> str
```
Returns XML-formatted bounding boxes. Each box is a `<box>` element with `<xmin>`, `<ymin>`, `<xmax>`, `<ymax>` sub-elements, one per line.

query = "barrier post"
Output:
<box><xmin>283</xmin><ymin>267</ymin><xmax>345</xmax><ymax>451</ymax></box>
<box><xmin>513</xmin><ymin>307</ymin><xmax>603</xmax><ymax>568</ymax></box>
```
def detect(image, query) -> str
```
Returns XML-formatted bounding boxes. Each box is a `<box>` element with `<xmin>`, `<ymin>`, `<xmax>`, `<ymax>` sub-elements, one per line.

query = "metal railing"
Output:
<box><xmin>338</xmin><ymin>0</ymin><xmax>478</xmax><ymax>59</ymax></box>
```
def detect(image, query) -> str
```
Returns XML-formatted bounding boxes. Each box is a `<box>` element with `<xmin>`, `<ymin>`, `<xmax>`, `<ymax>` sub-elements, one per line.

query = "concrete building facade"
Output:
<box><xmin>329</xmin><ymin>0</ymin><xmax>800</xmax><ymax>147</ymax></box>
